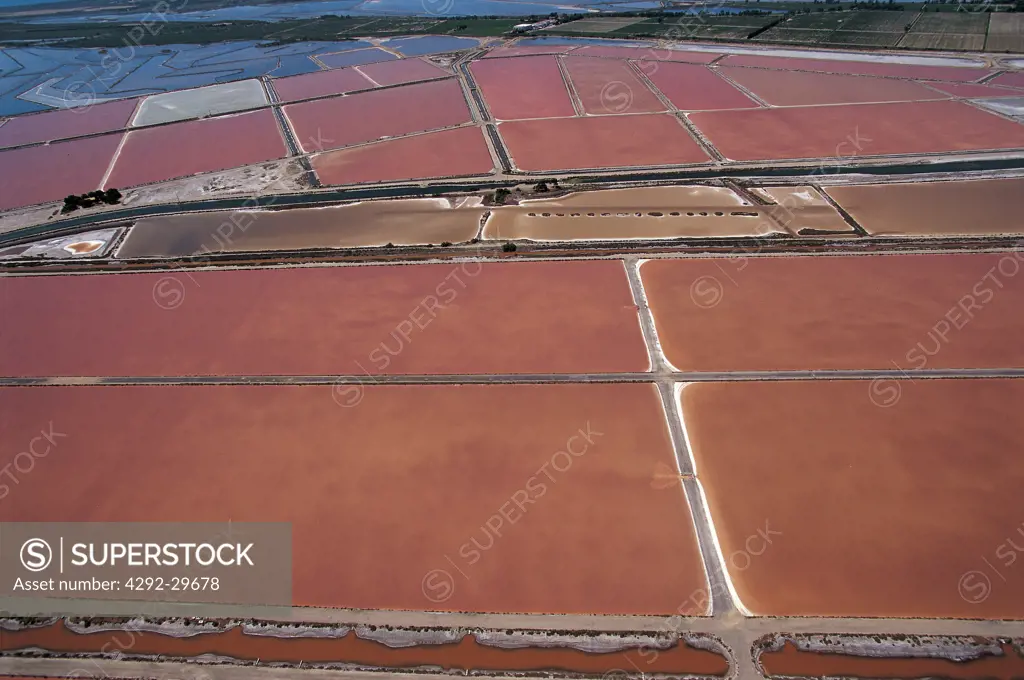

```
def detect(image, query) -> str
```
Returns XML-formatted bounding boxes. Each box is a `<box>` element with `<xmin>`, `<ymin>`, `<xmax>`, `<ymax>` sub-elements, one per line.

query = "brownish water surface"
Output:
<box><xmin>717</xmin><ymin>54</ymin><xmax>989</xmax><ymax>82</ymax></box>
<box><xmin>688</xmin><ymin>100</ymin><xmax>1024</xmax><ymax>162</ymax></box>
<box><xmin>105</xmin><ymin>110</ymin><xmax>286</xmax><ymax>189</ymax></box>
<box><xmin>0</xmin><ymin>382</ymin><xmax>705</xmax><ymax>615</ymax></box>
<box><xmin>0</xmin><ymin>133</ymin><xmax>123</xmax><ymax>211</ymax></box>
<box><xmin>750</xmin><ymin>185</ymin><xmax>852</xmax><ymax>234</ymax></box>
<box><xmin>284</xmin><ymin>79</ymin><xmax>469</xmax><ymax>153</ymax></box>
<box><xmin>312</xmin><ymin>125</ymin><xmax>493</xmax><ymax>185</ymax></box>
<box><xmin>0</xmin><ymin>260</ymin><xmax>648</xmax><ymax>377</ymax></box>
<box><xmin>682</xmin><ymin>379</ymin><xmax>1024</xmax><ymax>619</ymax></box>
<box><xmin>561</xmin><ymin>56</ymin><xmax>665</xmax><ymax>115</ymax></box>
<box><xmin>500</xmin><ymin>114</ymin><xmax>709</xmax><ymax>172</ymax></box>
<box><xmin>470</xmin><ymin>56</ymin><xmax>575</xmax><ymax>120</ymax></box>
<box><xmin>717</xmin><ymin>66</ymin><xmax>945</xmax><ymax>107</ymax></box>
<box><xmin>824</xmin><ymin>178</ymin><xmax>1024</xmax><ymax>236</ymax></box>
<box><xmin>0</xmin><ymin>98</ymin><xmax>137</xmax><ymax>148</ymax></box>
<box><xmin>118</xmin><ymin>198</ymin><xmax>484</xmax><ymax>257</ymax></box>
<box><xmin>484</xmin><ymin>186</ymin><xmax>784</xmax><ymax>240</ymax></box>
<box><xmin>642</xmin><ymin>252</ymin><xmax>1024</xmax><ymax>371</ymax></box>
<box><xmin>0</xmin><ymin>620</ymin><xmax>729</xmax><ymax>675</ymax></box>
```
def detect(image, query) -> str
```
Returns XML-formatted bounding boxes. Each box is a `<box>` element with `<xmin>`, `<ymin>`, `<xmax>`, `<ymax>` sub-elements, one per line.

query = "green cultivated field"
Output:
<box><xmin>775</xmin><ymin>11</ymin><xmax>848</xmax><ymax>28</ymax></box>
<box><xmin>430</xmin><ymin>18</ymin><xmax>523</xmax><ymax>35</ymax></box>
<box><xmin>548</xmin><ymin>16</ymin><xmax>646</xmax><ymax>32</ymax></box>
<box><xmin>911</xmin><ymin>11</ymin><xmax>988</xmax><ymax>33</ymax></box>
<box><xmin>3</xmin><ymin>5</ymin><xmax>1022</xmax><ymax>53</ymax></box>
<box><xmin>900</xmin><ymin>8</ymin><xmax>990</xmax><ymax>50</ymax></box>
<box><xmin>986</xmin><ymin>13</ymin><xmax>1024</xmax><ymax>51</ymax></box>
<box><xmin>836</xmin><ymin>9</ymin><xmax>918</xmax><ymax>30</ymax></box>
<box><xmin>689</xmin><ymin>24</ymin><xmax>771</xmax><ymax>37</ymax></box>
<box><xmin>898</xmin><ymin>31</ymin><xmax>986</xmax><ymax>49</ymax></box>
<box><xmin>741</xmin><ymin>7</ymin><xmax>1012</xmax><ymax>50</ymax></box>
<box><xmin>827</xmin><ymin>29</ymin><xmax>904</xmax><ymax>45</ymax></box>
<box><xmin>605</xmin><ymin>14</ymin><xmax>777</xmax><ymax>39</ymax></box>
<box><xmin>753</xmin><ymin>27</ymin><xmax>835</xmax><ymax>42</ymax></box>
<box><xmin>689</xmin><ymin>13</ymin><xmax>780</xmax><ymax>25</ymax></box>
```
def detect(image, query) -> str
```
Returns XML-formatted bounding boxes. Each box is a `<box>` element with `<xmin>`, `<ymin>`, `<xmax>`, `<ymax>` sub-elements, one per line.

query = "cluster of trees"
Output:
<box><xmin>61</xmin><ymin>188</ymin><xmax>121</xmax><ymax>214</ymax></box>
<box><xmin>489</xmin><ymin>180</ymin><xmax>559</xmax><ymax>205</ymax></box>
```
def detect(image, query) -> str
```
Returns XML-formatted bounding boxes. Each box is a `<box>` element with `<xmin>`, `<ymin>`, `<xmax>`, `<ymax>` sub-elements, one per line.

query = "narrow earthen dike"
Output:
<box><xmin>757</xmin><ymin>634</ymin><xmax>1024</xmax><ymax>679</ymax></box>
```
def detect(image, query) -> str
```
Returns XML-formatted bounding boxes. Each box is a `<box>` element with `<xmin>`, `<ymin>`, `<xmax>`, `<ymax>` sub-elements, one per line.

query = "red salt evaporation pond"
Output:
<box><xmin>716</xmin><ymin>66</ymin><xmax>946</xmax><ymax>106</ymax></box>
<box><xmin>104</xmin><ymin>109</ymin><xmax>287</xmax><ymax>189</ymax></box>
<box><xmin>924</xmin><ymin>81</ymin><xmax>1024</xmax><ymax>98</ymax></box>
<box><xmin>990</xmin><ymin>71</ymin><xmax>1024</xmax><ymax>89</ymax></box>
<box><xmin>470</xmin><ymin>55</ymin><xmax>575</xmax><ymax>120</ymax></box>
<box><xmin>718</xmin><ymin>54</ymin><xmax>989</xmax><ymax>82</ymax></box>
<box><xmin>561</xmin><ymin>56</ymin><xmax>665</xmax><ymax>115</ymax></box>
<box><xmin>644</xmin><ymin>62</ymin><xmax>757</xmax><ymax>111</ymax></box>
<box><xmin>682</xmin><ymin>379</ymin><xmax>1024</xmax><ymax>619</ymax></box>
<box><xmin>688</xmin><ymin>100</ymin><xmax>1024</xmax><ymax>162</ymax></box>
<box><xmin>0</xmin><ymin>133</ymin><xmax>122</xmax><ymax>211</ymax></box>
<box><xmin>484</xmin><ymin>44</ymin><xmax>577</xmax><ymax>57</ymax></box>
<box><xmin>0</xmin><ymin>382</ymin><xmax>705</xmax><ymax>614</ymax></box>
<box><xmin>500</xmin><ymin>114</ymin><xmax>709</xmax><ymax>171</ymax></box>
<box><xmin>285</xmin><ymin>79</ymin><xmax>470</xmax><ymax>153</ymax></box>
<box><xmin>271</xmin><ymin>67</ymin><xmax>374</xmax><ymax>103</ymax></box>
<box><xmin>312</xmin><ymin>125</ymin><xmax>492</xmax><ymax>185</ymax></box>
<box><xmin>357</xmin><ymin>57</ymin><xmax>450</xmax><ymax>87</ymax></box>
<box><xmin>824</xmin><ymin>177</ymin><xmax>1024</xmax><ymax>237</ymax></box>
<box><xmin>572</xmin><ymin>45</ymin><xmax>719</xmax><ymax>64</ymax></box>
<box><xmin>0</xmin><ymin>98</ymin><xmax>137</xmax><ymax>149</ymax></box>
<box><xmin>0</xmin><ymin>260</ymin><xmax>648</xmax><ymax>377</ymax></box>
<box><xmin>641</xmin><ymin>253</ymin><xmax>1024</xmax><ymax>372</ymax></box>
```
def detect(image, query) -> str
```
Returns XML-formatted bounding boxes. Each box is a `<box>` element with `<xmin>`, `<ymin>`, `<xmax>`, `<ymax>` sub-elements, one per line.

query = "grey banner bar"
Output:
<box><xmin>0</xmin><ymin>522</ymin><xmax>291</xmax><ymax>615</ymax></box>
